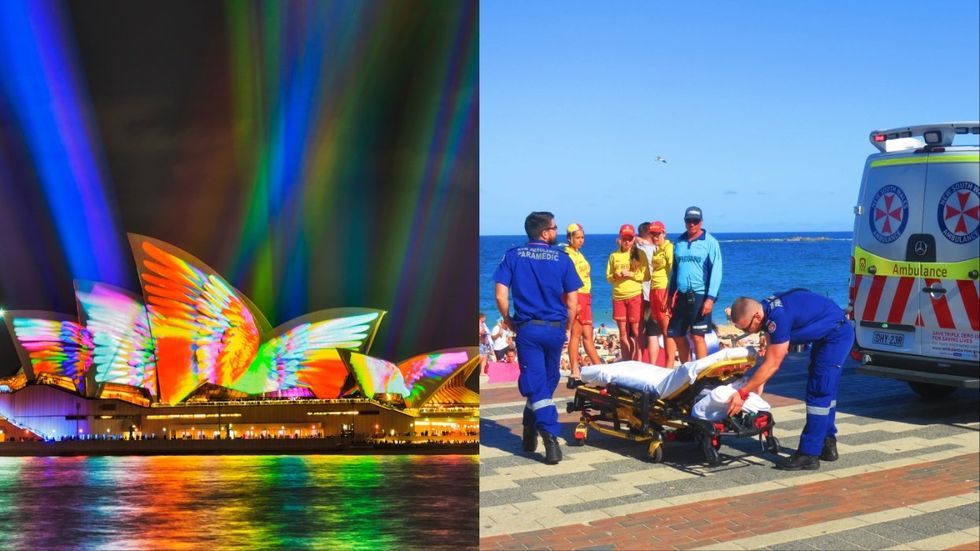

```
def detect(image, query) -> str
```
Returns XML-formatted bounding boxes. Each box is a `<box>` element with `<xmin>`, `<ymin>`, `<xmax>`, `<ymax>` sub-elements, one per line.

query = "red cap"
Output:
<box><xmin>649</xmin><ymin>221</ymin><xmax>666</xmax><ymax>234</ymax></box>
<box><xmin>619</xmin><ymin>224</ymin><xmax>635</xmax><ymax>238</ymax></box>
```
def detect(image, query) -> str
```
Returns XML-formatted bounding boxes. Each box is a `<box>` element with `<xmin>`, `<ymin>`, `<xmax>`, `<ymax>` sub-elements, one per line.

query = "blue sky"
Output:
<box><xmin>480</xmin><ymin>2</ymin><xmax>980</xmax><ymax>235</ymax></box>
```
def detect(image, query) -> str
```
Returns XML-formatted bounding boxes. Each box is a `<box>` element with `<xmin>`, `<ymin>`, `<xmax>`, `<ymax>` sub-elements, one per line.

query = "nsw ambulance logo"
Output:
<box><xmin>937</xmin><ymin>181</ymin><xmax>980</xmax><ymax>244</ymax></box>
<box><xmin>869</xmin><ymin>185</ymin><xmax>908</xmax><ymax>244</ymax></box>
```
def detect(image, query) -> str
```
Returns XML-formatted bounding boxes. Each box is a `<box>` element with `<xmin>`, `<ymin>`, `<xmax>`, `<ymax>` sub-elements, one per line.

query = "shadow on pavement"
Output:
<box><xmin>760</xmin><ymin>351</ymin><xmax>980</xmax><ymax>428</ymax></box>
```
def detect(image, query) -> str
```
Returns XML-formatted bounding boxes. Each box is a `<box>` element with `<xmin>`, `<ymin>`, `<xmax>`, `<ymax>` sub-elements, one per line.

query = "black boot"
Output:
<box><xmin>820</xmin><ymin>437</ymin><xmax>838</xmax><ymax>462</ymax></box>
<box><xmin>522</xmin><ymin>424</ymin><xmax>537</xmax><ymax>453</ymax></box>
<box><xmin>776</xmin><ymin>452</ymin><xmax>820</xmax><ymax>471</ymax></box>
<box><xmin>540</xmin><ymin>430</ymin><xmax>562</xmax><ymax>465</ymax></box>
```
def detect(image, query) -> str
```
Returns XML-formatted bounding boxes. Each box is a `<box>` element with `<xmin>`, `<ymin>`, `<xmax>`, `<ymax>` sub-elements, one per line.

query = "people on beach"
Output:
<box><xmin>559</xmin><ymin>222</ymin><xmax>604</xmax><ymax>388</ymax></box>
<box><xmin>494</xmin><ymin>211</ymin><xmax>582</xmax><ymax>465</ymax></box>
<box><xmin>606</xmin><ymin>224</ymin><xmax>649</xmax><ymax>361</ymax></box>
<box><xmin>635</xmin><ymin>222</ymin><xmax>657</xmax><ymax>363</ymax></box>
<box><xmin>490</xmin><ymin>317</ymin><xmax>513</xmax><ymax>361</ymax></box>
<box><xmin>667</xmin><ymin>206</ymin><xmax>722</xmax><ymax>362</ymax></box>
<box><xmin>647</xmin><ymin>221</ymin><xmax>676</xmax><ymax>366</ymax></box>
<box><xmin>479</xmin><ymin>313</ymin><xmax>493</xmax><ymax>373</ymax></box>
<box><xmin>727</xmin><ymin>289</ymin><xmax>853</xmax><ymax>471</ymax></box>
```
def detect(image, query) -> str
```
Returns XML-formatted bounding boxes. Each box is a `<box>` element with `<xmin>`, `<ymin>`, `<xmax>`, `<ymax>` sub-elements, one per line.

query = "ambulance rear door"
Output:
<box><xmin>852</xmin><ymin>151</ymin><xmax>926</xmax><ymax>357</ymax></box>
<box><xmin>917</xmin><ymin>149</ymin><xmax>980</xmax><ymax>363</ymax></box>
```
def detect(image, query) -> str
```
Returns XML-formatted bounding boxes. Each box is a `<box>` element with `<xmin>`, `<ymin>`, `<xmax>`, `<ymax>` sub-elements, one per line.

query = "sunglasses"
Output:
<box><xmin>684</xmin><ymin>218</ymin><xmax>701</xmax><ymax>225</ymax></box>
<box><xmin>621</xmin><ymin>236</ymin><xmax>635</xmax><ymax>241</ymax></box>
<box><xmin>735</xmin><ymin>312</ymin><xmax>761</xmax><ymax>332</ymax></box>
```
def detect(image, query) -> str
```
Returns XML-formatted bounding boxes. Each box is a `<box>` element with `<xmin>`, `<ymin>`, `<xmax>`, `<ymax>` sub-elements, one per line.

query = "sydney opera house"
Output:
<box><xmin>0</xmin><ymin>234</ymin><xmax>479</xmax><ymax>445</ymax></box>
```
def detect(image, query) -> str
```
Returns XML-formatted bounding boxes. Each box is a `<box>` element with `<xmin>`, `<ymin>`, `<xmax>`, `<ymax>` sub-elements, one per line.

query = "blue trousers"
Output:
<box><xmin>515</xmin><ymin>323</ymin><xmax>565</xmax><ymax>436</ymax></box>
<box><xmin>798</xmin><ymin>322</ymin><xmax>854</xmax><ymax>456</ymax></box>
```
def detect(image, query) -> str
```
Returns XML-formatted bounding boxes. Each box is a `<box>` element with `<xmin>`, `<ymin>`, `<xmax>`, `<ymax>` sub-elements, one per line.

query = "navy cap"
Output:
<box><xmin>684</xmin><ymin>206</ymin><xmax>703</xmax><ymax>221</ymax></box>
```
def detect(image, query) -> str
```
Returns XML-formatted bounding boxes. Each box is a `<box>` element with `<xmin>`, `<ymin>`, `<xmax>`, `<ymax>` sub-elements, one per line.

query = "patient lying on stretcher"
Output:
<box><xmin>578</xmin><ymin>347</ymin><xmax>771</xmax><ymax>421</ymax></box>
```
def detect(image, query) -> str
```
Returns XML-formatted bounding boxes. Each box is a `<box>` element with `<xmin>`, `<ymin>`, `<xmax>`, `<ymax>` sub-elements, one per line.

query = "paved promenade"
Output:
<box><xmin>479</xmin><ymin>353</ymin><xmax>980</xmax><ymax>550</ymax></box>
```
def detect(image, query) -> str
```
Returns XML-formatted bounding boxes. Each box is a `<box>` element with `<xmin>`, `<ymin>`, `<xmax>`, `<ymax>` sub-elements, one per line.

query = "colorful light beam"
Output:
<box><xmin>0</xmin><ymin>1</ymin><xmax>128</xmax><ymax>287</ymax></box>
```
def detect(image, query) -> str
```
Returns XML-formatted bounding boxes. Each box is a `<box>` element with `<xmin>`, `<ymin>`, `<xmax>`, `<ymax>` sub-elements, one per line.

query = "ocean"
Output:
<box><xmin>0</xmin><ymin>455</ymin><xmax>478</xmax><ymax>549</ymax></box>
<box><xmin>480</xmin><ymin>231</ymin><xmax>853</xmax><ymax>328</ymax></box>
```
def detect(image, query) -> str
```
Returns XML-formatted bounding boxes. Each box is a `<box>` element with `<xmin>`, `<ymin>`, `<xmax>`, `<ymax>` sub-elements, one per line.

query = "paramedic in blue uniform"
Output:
<box><xmin>727</xmin><ymin>289</ymin><xmax>854</xmax><ymax>470</ymax></box>
<box><xmin>668</xmin><ymin>206</ymin><xmax>723</xmax><ymax>363</ymax></box>
<box><xmin>494</xmin><ymin>211</ymin><xmax>583</xmax><ymax>465</ymax></box>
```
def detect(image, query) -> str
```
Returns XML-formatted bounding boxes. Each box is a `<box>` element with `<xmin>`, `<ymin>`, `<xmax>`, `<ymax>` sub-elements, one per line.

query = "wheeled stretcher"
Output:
<box><xmin>566</xmin><ymin>347</ymin><xmax>780</xmax><ymax>465</ymax></box>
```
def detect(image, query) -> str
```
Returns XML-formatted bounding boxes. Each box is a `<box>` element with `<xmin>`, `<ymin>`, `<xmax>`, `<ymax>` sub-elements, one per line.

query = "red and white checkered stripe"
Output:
<box><xmin>853</xmin><ymin>274</ymin><xmax>980</xmax><ymax>331</ymax></box>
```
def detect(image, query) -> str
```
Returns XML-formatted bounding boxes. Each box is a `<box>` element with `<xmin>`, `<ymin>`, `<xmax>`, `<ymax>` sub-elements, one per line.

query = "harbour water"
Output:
<box><xmin>0</xmin><ymin>454</ymin><xmax>478</xmax><ymax>549</ymax></box>
<box><xmin>480</xmin><ymin>231</ymin><xmax>853</xmax><ymax>327</ymax></box>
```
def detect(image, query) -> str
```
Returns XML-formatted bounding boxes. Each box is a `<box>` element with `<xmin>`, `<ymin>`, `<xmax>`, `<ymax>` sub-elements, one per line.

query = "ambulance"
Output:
<box><xmin>849</xmin><ymin>122</ymin><xmax>980</xmax><ymax>398</ymax></box>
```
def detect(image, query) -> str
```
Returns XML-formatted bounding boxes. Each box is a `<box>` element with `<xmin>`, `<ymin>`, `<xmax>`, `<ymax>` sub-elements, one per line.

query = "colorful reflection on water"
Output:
<box><xmin>0</xmin><ymin>455</ymin><xmax>478</xmax><ymax>549</ymax></box>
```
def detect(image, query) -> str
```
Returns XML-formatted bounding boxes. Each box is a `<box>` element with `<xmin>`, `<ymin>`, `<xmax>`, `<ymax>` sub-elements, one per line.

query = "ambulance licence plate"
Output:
<box><xmin>872</xmin><ymin>331</ymin><xmax>905</xmax><ymax>348</ymax></box>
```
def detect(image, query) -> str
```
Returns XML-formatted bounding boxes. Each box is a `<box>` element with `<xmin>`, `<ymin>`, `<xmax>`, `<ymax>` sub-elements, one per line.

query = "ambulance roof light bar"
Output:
<box><xmin>869</xmin><ymin>121</ymin><xmax>980</xmax><ymax>152</ymax></box>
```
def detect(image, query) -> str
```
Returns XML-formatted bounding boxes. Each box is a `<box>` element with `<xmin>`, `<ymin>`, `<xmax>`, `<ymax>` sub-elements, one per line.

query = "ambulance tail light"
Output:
<box><xmin>846</xmin><ymin>256</ymin><xmax>856</xmax><ymax>320</ymax></box>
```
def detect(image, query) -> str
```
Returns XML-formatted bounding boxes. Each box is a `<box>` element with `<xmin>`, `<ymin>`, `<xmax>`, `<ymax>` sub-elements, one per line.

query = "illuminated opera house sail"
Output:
<box><xmin>0</xmin><ymin>235</ymin><xmax>479</xmax><ymax>443</ymax></box>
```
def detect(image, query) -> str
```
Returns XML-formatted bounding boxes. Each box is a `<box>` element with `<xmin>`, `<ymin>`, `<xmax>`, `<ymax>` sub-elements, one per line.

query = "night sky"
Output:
<box><xmin>0</xmin><ymin>1</ymin><xmax>478</xmax><ymax>376</ymax></box>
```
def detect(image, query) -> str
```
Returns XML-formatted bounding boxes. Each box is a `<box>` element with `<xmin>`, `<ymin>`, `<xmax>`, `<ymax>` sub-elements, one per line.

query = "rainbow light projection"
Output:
<box><xmin>396</xmin><ymin>349</ymin><xmax>471</xmax><ymax>408</ymax></box>
<box><xmin>3</xmin><ymin>234</ymin><xmax>474</xmax><ymax>407</ymax></box>
<box><xmin>0</xmin><ymin>1</ymin><xmax>128</xmax><ymax>287</ymax></box>
<box><xmin>231</xmin><ymin>310</ymin><xmax>384</xmax><ymax>398</ymax></box>
<box><xmin>74</xmin><ymin>281</ymin><xmax>157</xmax><ymax>396</ymax></box>
<box><xmin>346</xmin><ymin>353</ymin><xmax>410</xmax><ymax>399</ymax></box>
<box><xmin>5</xmin><ymin>313</ymin><xmax>92</xmax><ymax>395</ymax></box>
<box><xmin>130</xmin><ymin>234</ymin><xmax>386</xmax><ymax>403</ymax></box>
<box><xmin>132</xmin><ymin>235</ymin><xmax>268</xmax><ymax>403</ymax></box>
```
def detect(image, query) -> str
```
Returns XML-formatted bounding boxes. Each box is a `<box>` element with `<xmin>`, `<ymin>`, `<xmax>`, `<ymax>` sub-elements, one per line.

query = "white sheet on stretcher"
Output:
<box><xmin>578</xmin><ymin>347</ymin><xmax>771</xmax><ymax>420</ymax></box>
<box><xmin>691</xmin><ymin>383</ymin><xmax>770</xmax><ymax>421</ymax></box>
<box><xmin>579</xmin><ymin>347</ymin><xmax>757</xmax><ymax>398</ymax></box>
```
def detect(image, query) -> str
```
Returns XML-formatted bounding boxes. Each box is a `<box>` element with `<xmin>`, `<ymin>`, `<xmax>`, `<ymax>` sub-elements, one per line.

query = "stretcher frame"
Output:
<box><xmin>566</xmin><ymin>357</ymin><xmax>780</xmax><ymax>465</ymax></box>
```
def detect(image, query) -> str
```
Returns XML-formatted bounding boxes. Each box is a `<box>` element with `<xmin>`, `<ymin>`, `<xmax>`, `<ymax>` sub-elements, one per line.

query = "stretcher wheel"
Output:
<box><xmin>646</xmin><ymin>441</ymin><xmax>664</xmax><ymax>463</ymax></box>
<box><xmin>765</xmin><ymin>435</ymin><xmax>781</xmax><ymax>454</ymax></box>
<box><xmin>702</xmin><ymin>445</ymin><xmax>720</xmax><ymax>466</ymax></box>
<box><xmin>572</xmin><ymin>424</ymin><xmax>588</xmax><ymax>446</ymax></box>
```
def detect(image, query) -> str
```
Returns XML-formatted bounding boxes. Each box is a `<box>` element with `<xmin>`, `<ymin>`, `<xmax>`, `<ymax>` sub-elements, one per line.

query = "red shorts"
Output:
<box><xmin>575</xmin><ymin>293</ymin><xmax>593</xmax><ymax>325</ymax></box>
<box><xmin>649</xmin><ymin>288</ymin><xmax>671</xmax><ymax>326</ymax></box>
<box><xmin>613</xmin><ymin>294</ymin><xmax>643</xmax><ymax>323</ymax></box>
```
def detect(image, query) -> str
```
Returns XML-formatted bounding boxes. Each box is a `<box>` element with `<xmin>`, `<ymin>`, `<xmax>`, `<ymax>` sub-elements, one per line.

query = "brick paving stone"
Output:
<box><xmin>481</xmin><ymin>454</ymin><xmax>979</xmax><ymax>549</ymax></box>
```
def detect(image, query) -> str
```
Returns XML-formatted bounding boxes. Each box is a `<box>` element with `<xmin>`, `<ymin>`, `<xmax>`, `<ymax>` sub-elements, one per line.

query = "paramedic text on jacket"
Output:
<box><xmin>494</xmin><ymin>212</ymin><xmax>583</xmax><ymax>464</ymax></box>
<box><xmin>727</xmin><ymin>289</ymin><xmax>854</xmax><ymax>471</ymax></box>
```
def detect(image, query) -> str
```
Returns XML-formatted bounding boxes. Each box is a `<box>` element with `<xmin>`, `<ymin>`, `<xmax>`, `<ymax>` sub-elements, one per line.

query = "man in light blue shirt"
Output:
<box><xmin>667</xmin><ymin>206</ymin><xmax>723</xmax><ymax>362</ymax></box>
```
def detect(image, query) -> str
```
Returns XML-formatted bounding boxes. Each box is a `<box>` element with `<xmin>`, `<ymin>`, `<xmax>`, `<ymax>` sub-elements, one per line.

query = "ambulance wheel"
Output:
<box><xmin>646</xmin><ymin>442</ymin><xmax>664</xmax><ymax>463</ymax></box>
<box><xmin>765</xmin><ymin>435</ymin><xmax>781</xmax><ymax>454</ymax></box>
<box><xmin>908</xmin><ymin>381</ymin><xmax>956</xmax><ymax>400</ymax></box>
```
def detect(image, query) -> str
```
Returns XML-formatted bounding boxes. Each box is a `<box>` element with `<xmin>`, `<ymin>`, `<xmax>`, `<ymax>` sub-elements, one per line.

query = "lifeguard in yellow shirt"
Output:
<box><xmin>559</xmin><ymin>223</ymin><xmax>604</xmax><ymax>388</ymax></box>
<box><xmin>647</xmin><ymin>221</ymin><xmax>676</xmax><ymax>367</ymax></box>
<box><xmin>606</xmin><ymin>224</ymin><xmax>649</xmax><ymax>361</ymax></box>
